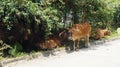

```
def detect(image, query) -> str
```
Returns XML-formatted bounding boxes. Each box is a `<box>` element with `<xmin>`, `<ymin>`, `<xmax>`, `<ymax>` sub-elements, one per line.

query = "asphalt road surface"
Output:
<box><xmin>5</xmin><ymin>39</ymin><xmax>120</xmax><ymax>67</ymax></box>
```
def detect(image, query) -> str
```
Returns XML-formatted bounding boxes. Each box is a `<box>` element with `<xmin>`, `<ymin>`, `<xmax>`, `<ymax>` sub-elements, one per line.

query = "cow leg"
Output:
<box><xmin>85</xmin><ymin>35</ymin><xmax>90</xmax><ymax>48</ymax></box>
<box><xmin>73</xmin><ymin>41</ymin><xmax>76</xmax><ymax>50</ymax></box>
<box><xmin>76</xmin><ymin>40</ymin><xmax>79</xmax><ymax>50</ymax></box>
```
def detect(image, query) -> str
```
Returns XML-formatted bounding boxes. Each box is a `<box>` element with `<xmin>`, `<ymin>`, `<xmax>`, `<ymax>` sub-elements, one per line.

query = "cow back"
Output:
<box><xmin>68</xmin><ymin>22</ymin><xmax>91</xmax><ymax>41</ymax></box>
<box><xmin>36</xmin><ymin>36</ymin><xmax>61</xmax><ymax>50</ymax></box>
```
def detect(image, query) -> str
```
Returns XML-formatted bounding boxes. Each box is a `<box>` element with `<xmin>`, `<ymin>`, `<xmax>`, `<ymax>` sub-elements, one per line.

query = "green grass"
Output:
<box><xmin>106</xmin><ymin>31</ymin><xmax>120</xmax><ymax>39</ymax></box>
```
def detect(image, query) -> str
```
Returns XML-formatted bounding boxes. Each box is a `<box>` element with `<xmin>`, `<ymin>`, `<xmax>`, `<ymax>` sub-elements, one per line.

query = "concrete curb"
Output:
<box><xmin>0</xmin><ymin>37</ymin><xmax>120</xmax><ymax>67</ymax></box>
<box><xmin>0</xmin><ymin>52</ymin><xmax>42</xmax><ymax>67</ymax></box>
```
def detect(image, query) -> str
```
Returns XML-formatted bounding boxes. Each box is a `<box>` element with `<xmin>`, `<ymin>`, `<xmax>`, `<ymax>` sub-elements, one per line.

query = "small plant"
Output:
<box><xmin>0</xmin><ymin>40</ymin><xmax>11</xmax><ymax>58</ymax></box>
<box><xmin>8</xmin><ymin>42</ymin><xmax>25</xmax><ymax>57</ymax></box>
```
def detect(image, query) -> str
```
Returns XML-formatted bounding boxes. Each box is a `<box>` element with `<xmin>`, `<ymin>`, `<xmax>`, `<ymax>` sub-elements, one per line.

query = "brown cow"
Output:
<box><xmin>68</xmin><ymin>22</ymin><xmax>91</xmax><ymax>50</ymax></box>
<box><xmin>36</xmin><ymin>30</ymin><xmax>68</xmax><ymax>50</ymax></box>
<box><xmin>36</xmin><ymin>36</ymin><xmax>60</xmax><ymax>50</ymax></box>
<box><xmin>94</xmin><ymin>28</ymin><xmax>110</xmax><ymax>39</ymax></box>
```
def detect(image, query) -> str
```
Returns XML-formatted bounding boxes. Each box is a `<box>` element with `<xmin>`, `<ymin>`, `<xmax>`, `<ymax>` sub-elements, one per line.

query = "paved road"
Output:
<box><xmin>5</xmin><ymin>39</ymin><xmax>120</xmax><ymax>67</ymax></box>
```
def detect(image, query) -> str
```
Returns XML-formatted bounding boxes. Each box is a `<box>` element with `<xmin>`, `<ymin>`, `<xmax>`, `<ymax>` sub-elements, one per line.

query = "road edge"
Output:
<box><xmin>0</xmin><ymin>37</ymin><xmax>120</xmax><ymax>67</ymax></box>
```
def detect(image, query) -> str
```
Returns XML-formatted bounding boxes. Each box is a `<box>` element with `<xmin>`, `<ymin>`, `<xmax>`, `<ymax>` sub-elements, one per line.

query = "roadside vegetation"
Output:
<box><xmin>0</xmin><ymin>0</ymin><xmax>120</xmax><ymax>60</ymax></box>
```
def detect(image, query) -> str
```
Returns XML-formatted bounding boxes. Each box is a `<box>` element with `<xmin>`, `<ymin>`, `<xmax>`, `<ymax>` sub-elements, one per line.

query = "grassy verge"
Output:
<box><xmin>106</xmin><ymin>31</ymin><xmax>120</xmax><ymax>39</ymax></box>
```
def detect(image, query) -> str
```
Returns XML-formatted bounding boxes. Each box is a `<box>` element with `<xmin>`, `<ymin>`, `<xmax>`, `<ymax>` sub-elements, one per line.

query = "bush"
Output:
<box><xmin>0</xmin><ymin>40</ymin><xmax>11</xmax><ymax>56</ymax></box>
<box><xmin>8</xmin><ymin>42</ymin><xmax>23</xmax><ymax>57</ymax></box>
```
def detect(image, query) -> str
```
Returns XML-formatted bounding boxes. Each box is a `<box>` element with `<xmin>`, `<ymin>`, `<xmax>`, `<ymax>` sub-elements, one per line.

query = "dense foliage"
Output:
<box><xmin>0</xmin><ymin>0</ymin><xmax>120</xmax><ymax>57</ymax></box>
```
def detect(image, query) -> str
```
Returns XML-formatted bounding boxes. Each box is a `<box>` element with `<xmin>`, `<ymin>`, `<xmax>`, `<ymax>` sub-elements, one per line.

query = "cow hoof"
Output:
<box><xmin>75</xmin><ymin>49</ymin><xmax>79</xmax><ymax>51</ymax></box>
<box><xmin>85</xmin><ymin>44</ymin><xmax>90</xmax><ymax>48</ymax></box>
<box><xmin>85</xmin><ymin>46</ymin><xmax>89</xmax><ymax>48</ymax></box>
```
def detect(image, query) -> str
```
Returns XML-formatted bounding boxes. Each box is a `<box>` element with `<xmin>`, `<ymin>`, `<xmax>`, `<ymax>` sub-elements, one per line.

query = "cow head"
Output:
<box><xmin>59</xmin><ymin>29</ymin><xmax>69</xmax><ymax>41</ymax></box>
<box><xmin>68</xmin><ymin>28</ymin><xmax>74</xmax><ymax>40</ymax></box>
<box><xmin>104</xmin><ymin>29</ymin><xmax>111</xmax><ymax>36</ymax></box>
<box><xmin>68</xmin><ymin>24</ymin><xmax>81</xmax><ymax>40</ymax></box>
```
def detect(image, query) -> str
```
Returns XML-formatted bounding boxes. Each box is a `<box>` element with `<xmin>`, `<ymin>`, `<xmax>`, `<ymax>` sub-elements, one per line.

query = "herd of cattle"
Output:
<box><xmin>0</xmin><ymin>22</ymin><xmax>111</xmax><ymax>52</ymax></box>
<box><xmin>36</xmin><ymin>22</ymin><xmax>111</xmax><ymax>51</ymax></box>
